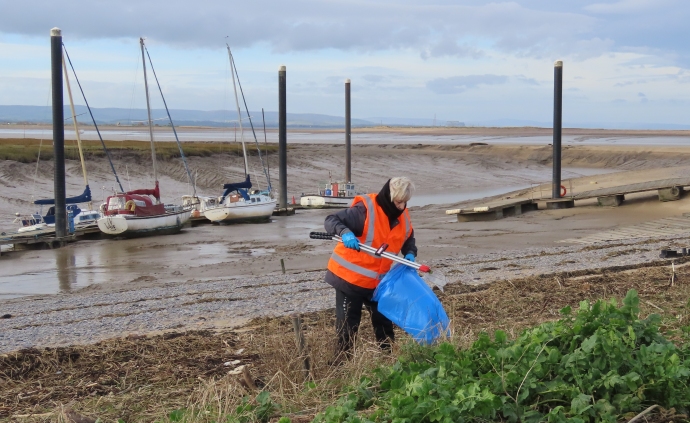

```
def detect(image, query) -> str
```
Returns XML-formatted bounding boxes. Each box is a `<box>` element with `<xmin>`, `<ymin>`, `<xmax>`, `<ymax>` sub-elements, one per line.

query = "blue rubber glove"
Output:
<box><xmin>341</xmin><ymin>232</ymin><xmax>360</xmax><ymax>251</ymax></box>
<box><xmin>404</xmin><ymin>253</ymin><xmax>415</xmax><ymax>262</ymax></box>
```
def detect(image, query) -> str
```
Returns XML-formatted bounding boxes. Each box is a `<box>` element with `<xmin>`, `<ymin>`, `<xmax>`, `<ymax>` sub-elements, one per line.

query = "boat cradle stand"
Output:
<box><xmin>273</xmin><ymin>207</ymin><xmax>296</xmax><ymax>216</ymax></box>
<box><xmin>446</xmin><ymin>199</ymin><xmax>538</xmax><ymax>222</ymax></box>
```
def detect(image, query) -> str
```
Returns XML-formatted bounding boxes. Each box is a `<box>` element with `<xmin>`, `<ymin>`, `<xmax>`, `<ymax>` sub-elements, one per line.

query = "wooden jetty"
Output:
<box><xmin>446</xmin><ymin>198</ymin><xmax>537</xmax><ymax>222</ymax></box>
<box><xmin>571</xmin><ymin>177</ymin><xmax>690</xmax><ymax>205</ymax></box>
<box><xmin>446</xmin><ymin>177</ymin><xmax>690</xmax><ymax>222</ymax></box>
<box><xmin>0</xmin><ymin>224</ymin><xmax>101</xmax><ymax>251</ymax></box>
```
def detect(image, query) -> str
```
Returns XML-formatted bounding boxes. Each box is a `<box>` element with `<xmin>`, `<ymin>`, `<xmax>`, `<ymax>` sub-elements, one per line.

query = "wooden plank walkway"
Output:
<box><xmin>446</xmin><ymin>198</ymin><xmax>536</xmax><ymax>221</ymax></box>
<box><xmin>557</xmin><ymin>214</ymin><xmax>690</xmax><ymax>244</ymax></box>
<box><xmin>570</xmin><ymin>177</ymin><xmax>690</xmax><ymax>200</ymax></box>
<box><xmin>0</xmin><ymin>224</ymin><xmax>101</xmax><ymax>249</ymax></box>
<box><xmin>446</xmin><ymin>177</ymin><xmax>690</xmax><ymax>222</ymax></box>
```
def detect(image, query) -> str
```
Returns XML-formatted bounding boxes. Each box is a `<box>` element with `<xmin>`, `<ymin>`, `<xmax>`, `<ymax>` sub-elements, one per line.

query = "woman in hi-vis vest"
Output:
<box><xmin>324</xmin><ymin>177</ymin><xmax>417</xmax><ymax>362</ymax></box>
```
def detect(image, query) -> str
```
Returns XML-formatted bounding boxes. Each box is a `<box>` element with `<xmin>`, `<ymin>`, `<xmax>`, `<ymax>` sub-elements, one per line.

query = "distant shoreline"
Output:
<box><xmin>2</xmin><ymin>124</ymin><xmax>690</xmax><ymax>138</ymax></box>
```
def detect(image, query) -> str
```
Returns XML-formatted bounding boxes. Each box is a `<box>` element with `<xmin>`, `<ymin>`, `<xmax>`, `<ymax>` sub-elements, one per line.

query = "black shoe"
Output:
<box><xmin>328</xmin><ymin>350</ymin><xmax>351</xmax><ymax>367</ymax></box>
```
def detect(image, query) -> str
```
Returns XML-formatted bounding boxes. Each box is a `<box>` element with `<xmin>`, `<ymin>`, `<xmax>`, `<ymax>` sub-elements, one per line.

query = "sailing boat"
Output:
<box><xmin>18</xmin><ymin>46</ymin><xmax>97</xmax><ymax>232</ymax></box>
<box><xmin>96</xmin><ymin>38</ymin><xmax>191</xmax><ymax>237</ymax></box>
<box><xmin>203</xmin><ymin>45</ymin><xmax>276</xmax><ymax>223</ymax></box>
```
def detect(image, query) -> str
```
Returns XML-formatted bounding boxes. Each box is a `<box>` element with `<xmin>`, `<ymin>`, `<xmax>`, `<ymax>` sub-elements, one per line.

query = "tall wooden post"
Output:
<box><xmin>345</xmin><ymin>79</ymin><xmax>351</xmax><ymax>183</ymax></box>
<box><xmin>51</xmin><ymin>27</ymin><xmax>66</xmax><ymax>237</ymax></box>
<box><xmin>552</xmin><ymin>60</ymin><xmax>563</xmax><ymax>199</ymax></box>
<box><xmin>278</xmin><ymin>65</ymin><xmax>288</xmax><ymax>210</ymax></box>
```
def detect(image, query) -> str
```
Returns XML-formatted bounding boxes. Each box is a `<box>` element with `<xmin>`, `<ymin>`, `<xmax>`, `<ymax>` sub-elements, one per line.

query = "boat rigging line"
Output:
<box><xmin>262</xmin><ymin>108</ymin><xmax>272</xmax><ymax>189</ymax></box>
<box><xmin>62</xmin><ymin>48</ymin><xmax>92</xmax><ymax>210</ymax></box>
<box><xmin>62</xmin><ymin>44</ymin><xmax>124</xmax><ymax>193</ymax></box>
<box><xmin>139</xmin><ymin>38</ymin><xmax>158</xmax><ymax>185</ymax></box>
<box><xmin>227</xmin><ymin>45</ymin><xmax>249</xmax><ymax>177</ymax></box>
<box><xmin>143</xmin><ymin>45</ymin><xmax>196</xmax><ymax>196</ymax></box>
<box><xmin>226</xmin><ymin>44</ymin><xmax>272</xmax><ymax>193</ymax></box>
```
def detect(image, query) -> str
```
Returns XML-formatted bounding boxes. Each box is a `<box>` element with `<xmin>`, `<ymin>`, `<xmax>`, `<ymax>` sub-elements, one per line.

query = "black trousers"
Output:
<box><xmin>335</xmin><ymin>288</ymin><xmax>395</xmax><ymax>355</ymax></box>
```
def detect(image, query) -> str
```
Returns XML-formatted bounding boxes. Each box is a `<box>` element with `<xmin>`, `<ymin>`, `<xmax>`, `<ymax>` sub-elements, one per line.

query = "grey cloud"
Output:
<box><xmin>426</xmin><ymin>74</ymin><xmax>508</xmax><ymax>94</ymax></box>
<box><xmin>614</xmin><ymin>79</ymin><xmax>654</xmax><ymax>87</ymax></box>
<box><xmin>614</xmin><ymin>72</ymin><xmax>690</xmax><ymax>87</ymax></box>
<box><xmin>362</xmin><ymin>75</ymin><xmax>386</xmax><ymax>83</ymax></box>
<box><xmin>1</xmin><ymin>0</ymin><xmax>689</xmax><ymax>66</ymax></box>
<box><xmin>420</xmin><ymin>38</ymin><xmax>485</xmax><ymax>60</ymax></box>
<box><xmin>515</xmin><ymin>75</ymin><xmax>540</xmax><ymax>86</ymax></box>
<box><xmin>584</xmin><ymin>0</ymin><xmax>662</xmax><ymax>15</ymax></box>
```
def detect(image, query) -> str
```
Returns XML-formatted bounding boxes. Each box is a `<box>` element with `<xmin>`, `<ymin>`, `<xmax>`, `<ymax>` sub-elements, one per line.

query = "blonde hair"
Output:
<box><xmin>389</xmin><ymin>177</ymin><xmax>414</xmax><ymax>202</ymax></box>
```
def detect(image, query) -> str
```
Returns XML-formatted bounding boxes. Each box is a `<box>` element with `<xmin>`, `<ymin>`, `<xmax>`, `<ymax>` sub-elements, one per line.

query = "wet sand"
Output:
<box><xmin>2</xmin><ymin>129</ymin><xmax>690</xmax><ymax>352</ymax></box>
<box><xmin>3</xmin><ymin>131</ymin><xmax>690</xmax><ymax>298</ymax></box>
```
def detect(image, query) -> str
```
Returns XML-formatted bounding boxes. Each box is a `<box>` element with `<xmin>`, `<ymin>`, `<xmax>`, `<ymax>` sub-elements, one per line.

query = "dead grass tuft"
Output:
<box><xmin>2</xmin><ymin>264</ymin><xmax>690</xmax><ymax>421</ymax></box>
<box><xmin>0</xmin><ymin>138</ymin><xmax>279</xmax><ymax>163</ymax></box>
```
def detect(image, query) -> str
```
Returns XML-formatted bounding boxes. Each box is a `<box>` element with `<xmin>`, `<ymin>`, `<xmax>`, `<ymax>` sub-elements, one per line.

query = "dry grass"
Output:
<box><xmin>2</xmin><ymin>263</ymin><xmax>689</xmax><ymax>422</ymax></box>
<box><xmin>0</xmin><ymin>138</ymin><xmax>279</xmax><ymax>163</ymax></box>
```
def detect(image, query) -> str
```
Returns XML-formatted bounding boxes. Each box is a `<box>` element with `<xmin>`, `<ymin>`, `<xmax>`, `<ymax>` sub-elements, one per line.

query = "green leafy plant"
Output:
<box><xmin>226</xmin><ymin>391</ymin><xmax>280</xmax><ymax>423</ymax></box>
<box><xmin>314</xmin><ymin>290</ymin><xmax>690</xmax><ymax>423</ymax></box>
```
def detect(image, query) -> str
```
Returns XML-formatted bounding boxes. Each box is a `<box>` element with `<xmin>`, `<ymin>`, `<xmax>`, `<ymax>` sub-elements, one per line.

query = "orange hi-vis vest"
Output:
<box><xmin>327</xmin><ymin>193</ymin><xmax>413</xmax><ymax>290</ymax></box>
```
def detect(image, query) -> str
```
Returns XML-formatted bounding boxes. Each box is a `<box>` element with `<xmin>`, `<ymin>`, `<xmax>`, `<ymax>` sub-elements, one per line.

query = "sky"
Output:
<box><xmin>0</xmin><ymin>0</ymin><xmax>689</xmax><ymax>127</ymax></box>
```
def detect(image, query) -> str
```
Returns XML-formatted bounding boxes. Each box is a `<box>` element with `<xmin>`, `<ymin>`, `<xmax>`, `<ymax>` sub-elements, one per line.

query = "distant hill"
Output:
<box><xmin>2</xmin><ymin>105</ymin><xmax>688</xmax><ymax>130</ymax></box>
<box><xmin>0</xmin><ymin>105</ymin><xmax>376</xmax><ymax>128</ymax></box>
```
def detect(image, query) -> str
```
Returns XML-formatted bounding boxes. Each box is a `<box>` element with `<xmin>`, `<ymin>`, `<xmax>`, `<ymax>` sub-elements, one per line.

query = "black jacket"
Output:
<box><xmin>324</xmin><ymin>202</ymin><xmax>417</xmax><ymax>298</ymax></box>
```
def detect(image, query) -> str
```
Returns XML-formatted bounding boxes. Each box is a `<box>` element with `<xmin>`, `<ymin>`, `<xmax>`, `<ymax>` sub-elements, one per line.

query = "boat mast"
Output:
<box><xmin>227</xmin><ymin>45</ymin><xmax>249</xmax><ymax>177</ymax></box>
<box><xmin>140</xmin><ymin>38</ymin><xmax>158</xmax><ymax>188</ymax></box>
<box><xmin>62</xmin><ymin>48</ymin><xmax>91</xmax><ymax>210</ymax></box>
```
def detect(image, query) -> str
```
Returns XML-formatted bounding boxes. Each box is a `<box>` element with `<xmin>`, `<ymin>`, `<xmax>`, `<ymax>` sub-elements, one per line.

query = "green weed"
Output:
<box><xmin>0</xmin><ymin>138</ymin><xmax>279</xmax><ymax>163</ymax></box>
<box><xmin>315</xmin><ymin>289</ymin><xmax>690</xmax><ymax>422</ymax></box>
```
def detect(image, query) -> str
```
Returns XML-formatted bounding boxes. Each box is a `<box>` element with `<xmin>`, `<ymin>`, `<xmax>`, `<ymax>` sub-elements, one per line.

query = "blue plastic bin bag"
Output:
<box><xmin>372</xmin><ymin>264</ymin><xmax>450</xmax><ymax>345</ymax></box>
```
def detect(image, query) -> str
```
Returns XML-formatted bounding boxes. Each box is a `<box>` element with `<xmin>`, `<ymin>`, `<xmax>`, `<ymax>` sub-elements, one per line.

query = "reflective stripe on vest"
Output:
<box><xmin>330</xmin><ymin>252</ymin><xmax>381</xmax><ymax>280</ymax></box>
<box><xmin>327</xmin><ymin>193</ymin><xmax>413</xmax><ymax>289</ymax></box>
<box><xmin>362</xmin><ymin>195</ymin><xmax>375</xmax><ymax>246</ymax></box>
<box><xmin>403</xmin><ymin>211</ymin><xmax>411</xmax><ymax>239</ymax></box>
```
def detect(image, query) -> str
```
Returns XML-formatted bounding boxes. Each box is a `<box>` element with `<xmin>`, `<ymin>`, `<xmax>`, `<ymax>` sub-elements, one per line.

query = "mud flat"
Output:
<box><xmin>2</xmin><ymin>130</ymin><xmax>690</xmax><ymax>352</ymax></box>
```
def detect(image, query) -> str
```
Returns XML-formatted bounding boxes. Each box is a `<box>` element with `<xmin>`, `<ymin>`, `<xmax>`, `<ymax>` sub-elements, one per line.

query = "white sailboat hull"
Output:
<box><xmin>204</xmin><ymin>199</ymin><xmax>276</xmax><ymax>223</ymax></box>
<box><xmin>300</xmin><ymin>195</ymin><xmax>354</xmax><ymax>209</ymax></box>
<box><xmin>17</xmin><ymin>223</ymin><xmax>48</xmax><ymax>233</ymax></box>
<box><xmin>97</xmin><ymin>209</ymin><xmax>191</xmax><ymax>237</ymax></box>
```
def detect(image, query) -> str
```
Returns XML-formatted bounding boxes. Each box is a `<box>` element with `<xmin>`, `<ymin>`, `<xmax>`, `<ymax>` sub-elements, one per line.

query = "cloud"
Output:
<box><xmin>585</xmin><ymin>0</ymin><xmax>661</xmax><ymax>15</ymax></box>
<box><xmin>420</xmin><ymin>38</ymin><xmax>485</xmax><ymax>60</ymax></box>
<box><xmin>1</xmin><ymin>0</ymin><xmax>688</xmax><ymax>68</ymax></box>
<box><xmin>515</xmin><ymin>75</ymin><xmax>539</xmax><ymax>86</ymax></box>
<box><xmin>0</xmin><ymin>1</ymin><xmax>597</xmax><ymax>58</ymax></box>
<box><xmin>426</xmin><ymin>74</ymin><xmax>508</xmax><ymax>94</ymax></box>
<box><xmin>362</xmin><ymin>74</ymin><xmax>386</xmax><ymax>84</ymax></box>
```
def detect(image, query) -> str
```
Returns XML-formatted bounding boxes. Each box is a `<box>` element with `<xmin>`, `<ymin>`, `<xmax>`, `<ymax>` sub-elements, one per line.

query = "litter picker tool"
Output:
<box><xmin>309</xmin><ymin>231</ymin><xmax>448</xmax><ymax>291</ymax></box>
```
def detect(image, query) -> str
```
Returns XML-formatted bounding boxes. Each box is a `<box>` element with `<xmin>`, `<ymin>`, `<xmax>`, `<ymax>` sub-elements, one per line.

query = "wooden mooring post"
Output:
<box><xmin>273</xmin><ymin>65</ymin><xmax>295</xmax><ymax>216</ymax></box>
<box><xmin>51</xmin><ymin>27</ymin><xmax>67</xmax><ymax>238</ymax></box>
<box><xmin>292</xmin><ymin>313</ymin><xmax>311</xmax><ymax>379</ymax></box>
<box><xmin>345</xmin><ymin>78</ymin><xmax>351</xmax><ymax>183</ymax></box>
<box><xmin>552</xmin><ymin>60</ymin><xmax>563</xmax><ymax>200</ymax></box>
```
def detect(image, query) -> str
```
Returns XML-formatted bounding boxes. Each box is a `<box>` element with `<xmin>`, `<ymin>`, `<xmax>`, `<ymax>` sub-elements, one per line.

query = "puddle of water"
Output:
<box><xmin>0</xmin><ymin>166</ymin><xmax>622</xmax><ymax>299</ymax></box>
<box><xmin>0</xmin><ymin>247</ymin><xmax>118</xmax><ymax>299</ymax></box>
<box><xmin>2</xmin><ymin>128</ymin><xmax>689</xmax><ymax>146</ymax></box>
<box><xmin>248</xmin><ymin>247</ymin><xmax>275</xmax><ymax>256</ymax></box>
